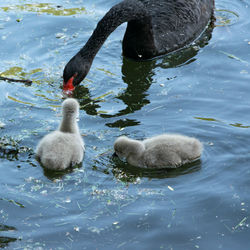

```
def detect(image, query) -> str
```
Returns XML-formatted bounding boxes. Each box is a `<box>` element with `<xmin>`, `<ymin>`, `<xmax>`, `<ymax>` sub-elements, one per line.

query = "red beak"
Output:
<box><xmin>63</xmin><ymin>76</ymin><xmax>75</xmax><ymax>93</ymax></box>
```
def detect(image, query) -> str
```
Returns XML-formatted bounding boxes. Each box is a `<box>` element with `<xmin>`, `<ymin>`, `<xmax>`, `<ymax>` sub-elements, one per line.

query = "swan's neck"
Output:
<box><xmin>59</xmin><ymin>115</ymin><xmax>79</xmax><ymax>134</ymax></box>
<box><xmin>79</xmin><ymin>0</ymin><xmax>154</xmax><ymax>60</ymax></box>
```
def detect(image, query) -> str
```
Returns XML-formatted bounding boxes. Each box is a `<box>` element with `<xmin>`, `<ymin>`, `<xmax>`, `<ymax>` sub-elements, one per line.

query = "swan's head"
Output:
<box><xmin>114</xmin><ymin>136</ymin><xmax>145</xmax><ymax>160</ymax></box>
<box><xmin>63</xmin><ymin>53</ymin><xmax>92</xmax><ymax>93</ymax></box>
<box><xmin>62</xmin><ymin>98</ymin><xmax>79</xmax><ymax>118</ymax></box>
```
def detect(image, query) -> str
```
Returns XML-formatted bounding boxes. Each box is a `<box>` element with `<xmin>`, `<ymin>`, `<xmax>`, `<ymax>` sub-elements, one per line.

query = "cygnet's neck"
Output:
<box><xmin>127</xmin><ymin>140</ymin><xmax>145</xmax><ymax>167</ymax></box>
<box><xmin>59</xmin><ymin>114</ymin><xmax>79</xmax><ymax>134</ymax></box>
<box><xmin>78</xmin><ymin>0</ymin><xmax>153</xmax><ymax>60</ymax></box>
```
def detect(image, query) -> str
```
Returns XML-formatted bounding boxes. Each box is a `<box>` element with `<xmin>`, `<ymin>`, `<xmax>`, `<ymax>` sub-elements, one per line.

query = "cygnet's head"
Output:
<box><xmin>62</xmin><ymin>98</ymin><xmax>79</xmax><ymax>118</ymax></box>
<box><xmin>114</xmin><ymin>136</ymin><xmax>145</xmax><ymax>160</ymax></box>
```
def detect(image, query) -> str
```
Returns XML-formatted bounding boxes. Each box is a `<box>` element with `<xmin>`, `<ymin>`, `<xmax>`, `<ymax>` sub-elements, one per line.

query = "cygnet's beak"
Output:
<box><xmin>112</xmin><ymin>152</ymin><xmax>118</xmax><ymax>157</ymax></box>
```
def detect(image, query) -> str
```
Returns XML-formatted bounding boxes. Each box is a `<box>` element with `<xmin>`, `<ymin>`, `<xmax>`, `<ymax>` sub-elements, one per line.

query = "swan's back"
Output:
<box><xmin>123</xmin><ymin>0</ymin><xmax>214</xmax><ymax>58</ymax></box>
<box><xmin>141</xmin><ymin>0</ymin><xmax>213</xmax><ymax>28</ymax></box>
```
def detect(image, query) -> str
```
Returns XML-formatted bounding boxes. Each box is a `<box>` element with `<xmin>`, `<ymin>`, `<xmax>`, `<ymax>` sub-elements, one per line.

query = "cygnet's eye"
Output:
<box><xmin>116</xmin><ymin>146</ymin><xmax>123</xmax><ymax>153</ymax></box>
<box><xmin>65</xmin><ymin>108</ymin><xmax>75</xmax><ymax>113</ymax></box>
<box><xmin>115</xmin><ymin>147</ymin><xmax>123</xmax><ymax>155</ymax></box>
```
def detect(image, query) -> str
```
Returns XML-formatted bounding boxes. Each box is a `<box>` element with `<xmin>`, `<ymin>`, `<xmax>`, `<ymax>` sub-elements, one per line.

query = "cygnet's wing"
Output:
<box><xmin>144</xmin><ymin>144</ymin><xmax>182</xmax><ymax>168</ymax></box>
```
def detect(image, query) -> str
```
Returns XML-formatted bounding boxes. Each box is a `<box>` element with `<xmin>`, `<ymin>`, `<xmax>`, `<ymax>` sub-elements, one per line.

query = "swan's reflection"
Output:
<box><xmin>105</xmin><ymin>57</ymin><xmax>154</xmax><ymax>117</ymax></box>
<box><xmin>74</xmin><ymin>25</ymin><xmax>213</xmax><ymax>128</ymax></box>
<box><xmin>72</xmin><ymin>85</ymin><xmax>100</xmax><ymax>116</ymax></box>
<box><xmin>0</xmin><ymin>224</ymin><xmax>18</xmax><ymax>248</ymax></box>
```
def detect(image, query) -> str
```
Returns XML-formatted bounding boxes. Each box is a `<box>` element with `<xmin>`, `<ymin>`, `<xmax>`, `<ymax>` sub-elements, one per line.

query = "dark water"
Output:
<box><xmin>0</xmin><ymin>0</ymin><xmax>250</xmax><ymax>249</ymax></box>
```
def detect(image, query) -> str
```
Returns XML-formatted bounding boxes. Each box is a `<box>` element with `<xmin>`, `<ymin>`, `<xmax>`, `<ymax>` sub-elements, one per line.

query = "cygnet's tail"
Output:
<box><xmin>191</xmin><ymin>139</ymin><xmax>203</xmax><ymax>160</ymax></box>
<box><xmin>41</xmin><ymin>157</ymin><xmax>65</xmax><ymax>170</ymax></box>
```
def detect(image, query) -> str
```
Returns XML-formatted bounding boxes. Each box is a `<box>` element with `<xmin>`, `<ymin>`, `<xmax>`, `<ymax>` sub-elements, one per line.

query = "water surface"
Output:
<box><xmin>0</xmin><ymin>0</ymin><xmax>250</xmax><ymax>249</ymax></box>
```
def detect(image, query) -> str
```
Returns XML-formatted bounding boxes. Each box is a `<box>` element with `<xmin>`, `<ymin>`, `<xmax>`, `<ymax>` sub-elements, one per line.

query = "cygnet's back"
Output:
<box><xmin>36</xmin><ymin>98</ymin><xmax>85</xmax><ymax>170</ymax></box>
<box><xmin>143</xmin><ymin>134</ymin><xmax>202</xmax><ymax>168</ymax></box>
<box><xmin>114</xmin><ymin>134</ymin><xmax>202</xmax><ymax>169</ymax></box>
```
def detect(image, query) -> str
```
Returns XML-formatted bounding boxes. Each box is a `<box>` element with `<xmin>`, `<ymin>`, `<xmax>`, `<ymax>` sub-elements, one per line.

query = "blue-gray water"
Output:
<box><xmin>0</xmin><ymin>0</ymin><xmax>250</xmax><ymax>249</ymax></box>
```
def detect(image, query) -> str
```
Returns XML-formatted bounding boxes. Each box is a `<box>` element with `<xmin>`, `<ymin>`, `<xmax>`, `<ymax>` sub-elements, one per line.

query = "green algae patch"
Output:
<box><xmin>194</xmin><ymin>117</ymin><xmax>220</xmax><ymax>122</ymax></box>
<box><xmin>0</xmin><ymin>66</ymin><xmax>24</xmax><ymax>77</ymax></box>
<box><xmin>0</xmin><ymin>66</ymin><xmax>43</xmax><ymax>84</ymax></box>
<box><xmin>230</xmin><ymin>123</ymin><xmax>250</xmax><ymax>129</ymax></box>
<box><xmin>7</xmin><ymin>95</ymin><xmax>35</xmax><ymax>106</ymax></box>
<box><xmin>96</xmin><ymin>68</ymin><xmax>116</xmax><ymax>77</ymax></box>
<box><xmin>1</xmin><ymin>66</ymin><xmax>42</xmax><ymax>78</ymax></box>
<box><xmin>215</xmin><ymin>9</ymin><xmax>239</xmax><ymax>27</ymax></box>
<box><xmin>0</xmin><ymin>136</ymin><xmax>33</xmax><ymax>161</ymax></box>
<box><xmin>1</xmin><ymin>3</ymin><xmax>87</xmax><ymax>16</ymax></box>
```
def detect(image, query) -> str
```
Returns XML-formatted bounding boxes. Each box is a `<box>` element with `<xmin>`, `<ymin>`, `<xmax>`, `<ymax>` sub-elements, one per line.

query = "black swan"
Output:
<box><xmin>114</xmin><ymin>134</ymin><xmax>203</xmax><ymax>168</ymax></box>
<box><xmin>36</xmin><ymin>98</ymin><xmax>85</xmax><ymax>170</ymax></box>
<box><xmin>63</xmin><ymin>0</ymin><xmax>214</xmax><ymax>91</ymax></box>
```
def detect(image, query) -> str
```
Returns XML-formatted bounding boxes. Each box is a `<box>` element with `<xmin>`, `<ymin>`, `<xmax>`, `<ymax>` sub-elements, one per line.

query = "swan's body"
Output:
<box><xmin>63</xmin><ymin>0</ymin><xmax>214</xmax><ymax>90</ymax></box>
<box><xmin>36</xmin><ymin>98</ymin><xmax>84</xmax><ymax>170</ymax></box>
<box><xmin>114</xmin><ymin>134</ymin><xmax>202</xmax><ymax>168</ymax></box>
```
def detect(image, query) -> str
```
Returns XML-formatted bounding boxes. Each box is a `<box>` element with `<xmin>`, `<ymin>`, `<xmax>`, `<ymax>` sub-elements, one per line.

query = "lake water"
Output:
<box><xmin>0</xmin><ymin>0</ymin><xmax>250</xmax><ymax>249</ymax></box>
